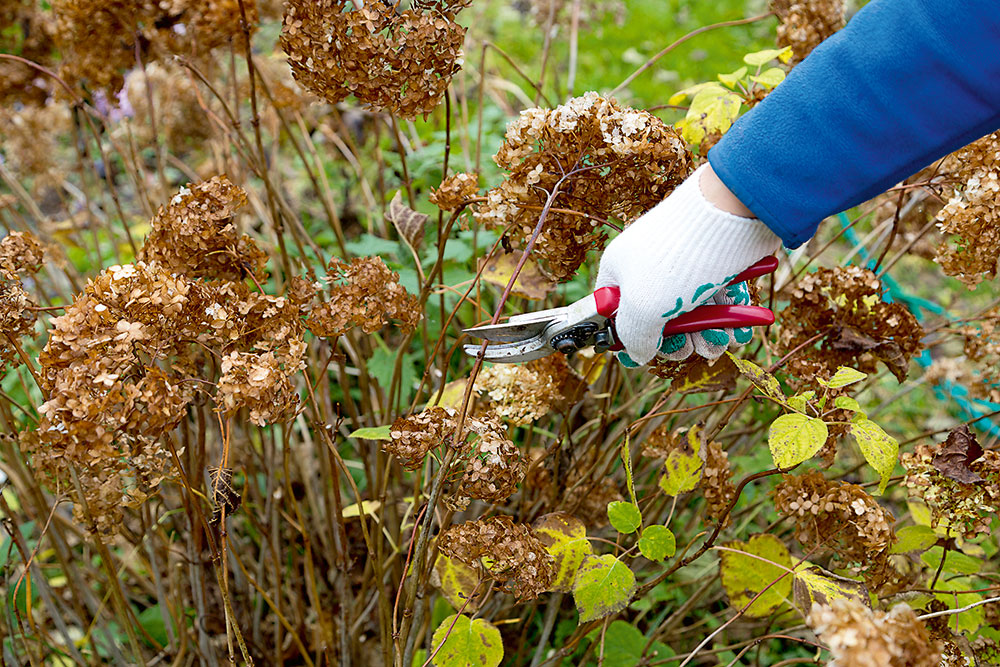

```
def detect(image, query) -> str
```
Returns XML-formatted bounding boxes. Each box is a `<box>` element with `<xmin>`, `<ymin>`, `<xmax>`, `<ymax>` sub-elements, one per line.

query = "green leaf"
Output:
<box><xmin>743</xmin><ymin>46</ymin><xmax>793</xmax><ymax>66</ymax></box>
<box><xmin>848</xmin><ymin>418</ymin><xmax>899</xmax><ymax>495</ymax></box>
<box><xmin>719</xmin><ymin>534</ymin><xmax>792</xmax><ymax>617</ymax></box>
<box><xmin>592</xmin><ymin>621</ymin><xmax>673</xmax><ymax>667</ymax></box>
<box><xmin>137</xmin><ymin>605</ymin><xmax>172</xmax><ymax>648</ymax></box>
<box><xmin>932</xmin><ymin>579</ymin><xmax>985</xmax><ymax>634</ymax></box>
<box><xmin>920</xmin><ymin>547</ymin><xmax>982</xmax><ymax>575</ymax></box>
<box><xmin>768</xmin><ymin>413</ymin><xmax>828</xmax><ymax>469</ymax></box>
<box><xmin>786</xmin><ymin>391</ymin><xmax>814</xmax><ymax>413</ymax></box>
<box><xmin>572</xmin><ymin>555</ymin><xmax>638</xmax><ymax>623</ymax></box>
<box><xmin>658</xmin><ymin>425</ymin><xmax>703</xmax><ymax>496</ymax></box>
<box><xmin>749</xmin><ymin>67</ymin><xmax>785</xmax><ymax>89</ymax></box>
<box><xmin>890</xmin><ymin>526</ymin><xmax>938</xmax><ymax>555</ymax></box>
<box><xmin>679</xmin><ymin>85</ymin><xmax>742</xmax><ymax>144</ymax></box>
<box><xmin>819</xmin><ymin>367</ymin><xmax>868</xmax><ymax>389</ymax></box>
<box><xmin>433</xmin><ymin>552</ymin><xmax>482</xmax><ymax>610</ymax></box>
<box><xmin>717</xmin><ymin>66</ymin><xmax>748</xmax><ymax>87</ymax></box>
<box><xmin>607</xmin><ymin>501</ymin><xmax>642</xmax><ymax>535</ymax></box>
<box><xmin>792</xmin><ymin>566</ymin><xmax>869</xmax><ymax>613</ymax></box>
<box><xmin>638</xmin><ymin>526</ymin><xmax>676</xmax><ymax>562</ymax></box>
<box><xmin>348</xmin><ymin>425</ymin><xmax>392</xmax><ymax>440</ymax></box>
<box><xmin>533</xmin><ymin>512</ymin><xmax>593</xmax><ymax>592</ymax></box>
<box><xmin>833</xmin><ymin>396</ymin><xmax>864</xmax><ymax>414</ymax></box>
<box><xmin>430</xmin><ymin>614</ymin><xmax>503</xmax><ymax>667</ymax></box>
<box><xmin>345</xmin><ymin>233</ymin><xmax>400</xmax><ymax>258</ymax></box>
<box><xmin>728</xmin><ymin>353</ymin><xmax>784</xmax><ymax>402</ymax></box>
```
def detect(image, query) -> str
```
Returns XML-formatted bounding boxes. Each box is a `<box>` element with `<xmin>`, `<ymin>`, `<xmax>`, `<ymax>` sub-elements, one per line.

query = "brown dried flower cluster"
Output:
<box><xmin>437</xmin><ymin>516</ymin><xmax>554</xmax><ymax>601</ymax></box>
<box><xmin>386</xmin><ymin>407</ymin><xmax>458</xmax><ymax>471</ymax></box>
<box><xmin>307</xmin><ymin>257</ymin><xmax>421</xmax><ymax>337</ymax></box>
<box><xmin>774</xmin><ymin>472</ymin><xmax>895</xmax><ymax>567</ymax></box>
<box><xmin>457</xmin><ymin>413</ymin><xmax>526</xmax><ymax>502</ymax></box>
<box><xmin>474</xmin><ymin>355</ymin><xmax>585</xmax><ymax>426</ymax></box>
<box><xmin>901</xmin><ymin>438</ymin><xmax>1000</xmax><ymax>539</ymax></box>
<box><xmin>25</xmin><ymin>178</ymin><xmax>309</xmax><ymax>531</ymax></box>
<box><xmin>122</xmin><ymin>62</ymin><xmax>213</xmax><ymax>154</ymax></box>
<box><xmin>778</xmin><ymin>267</ymin><xmax>923</xmax><ymax>384</ymax></box>
<box><xmin>475</xmin><ymin>92</ymin><xmax>693</xmax><ymax>281</ymax></box>
<box><xmin>956</xmin><ymin>306</ymin><xmax>1000</xmax><ymax>402</ymax></box>
<box><xmin>53</xmin><ymin>0</ymin><xmax>256</xmax><ymax>94</ymax></box>
<box><xmin>935</xmin><ymin>133</ymin><xmax>1000</xmax><ymax>287</ymax></box>
<box><xmin>138</xmin><ymin>175</ymin><xmax>267</xmax><ymax>282</ymax></box>
<box><xmin>0</xmin><ymin>230</ymin><xmax>45</xmax><ymax>278</ymax></box>
<box><xmin>0</xmin><ymin>0</ymin><xmax>58</xmax><ymax>104</ymax></box>
<box><xmin>807</xmin><ymin>599</ymin><xmax>941</xmax><ymax>667</ymax></box>
<box><xmin>701</xmin><ymin>440</ymin><xmax>736</xmax><ymax>523</ymax></box>
<box><xmin>280</xmin><ymin>0</ymin><xmax>470</xmax><ymax>119</ymax></box>
<box><xmin>384</xmin><ymin>407</ymin><xmax>526</xmax><ymax>501</ymax></box>
<box><xmin>770</xmin><ymin>0</ymin><xmax>845</xmax><ymax>63</ymax></box>
<box><xmin>0</xmin><ymin>231</ymin><xmax>45</xmax><ymax>371</ymax></box>
<box><xmin>429</xmin><ymin>172</ymin><xmax>480</xmax><ymax>211</ymax></box>
<box><xmin>0</xmin><ymin>103</ymin><xmax>71</xmax><ymax>188</ymax></box>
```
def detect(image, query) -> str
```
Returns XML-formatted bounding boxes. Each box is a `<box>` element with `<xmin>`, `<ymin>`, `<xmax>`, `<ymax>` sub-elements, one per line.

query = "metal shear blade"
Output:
<box><xmin>462</xmin><ymin>337</ymin><xmax>553</xmax><ymax>362</ymax></box>
<box><xmin>461</xmin><ymin>308</ymin><xmax>567</xmax><ymax>343</ymax></box>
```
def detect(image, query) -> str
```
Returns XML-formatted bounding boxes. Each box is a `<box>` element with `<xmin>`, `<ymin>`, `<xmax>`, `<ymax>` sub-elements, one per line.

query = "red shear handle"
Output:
<box><xmin>593</xmin><ymin>255</ymin><xmax>778</xmax><ymax>351</ymax></box>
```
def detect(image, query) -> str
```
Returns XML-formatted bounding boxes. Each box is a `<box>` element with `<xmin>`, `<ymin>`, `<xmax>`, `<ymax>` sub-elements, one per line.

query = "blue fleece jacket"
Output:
<box><xmin>708</xmin><ymin>0</ymin><xmax>1000</xmax><ymax>248</ymax></box>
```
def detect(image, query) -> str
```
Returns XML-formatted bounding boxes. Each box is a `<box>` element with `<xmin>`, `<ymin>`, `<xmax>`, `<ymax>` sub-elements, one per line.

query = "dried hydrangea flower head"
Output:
<box><xmin>475</xmin><ymin>92</ymin><xmax>693</xmax><ymax>281</ymax></box>
<box><xmin>807</xmin><ymin>599</ymin><xmax>941</xmax><ymax>667</ymax></box>
<box><xmin>53</xmin><ymin>0</ymin><xmax>256</xmax><ymax>94</ymax></box>
<box><xmin>701</xmin><ymin>440</ymin><xmax>736</xmax><ymax>524</ymax></box>
<box><xmin>456</xmin><ymin>412</ymin><xmax>526</xmax><ymax>502</ymax></box>
<box><xmin>474</xmin><ymin>355</ymin><xmax>585</xmax><ymax>426</ymax></box>
<box><xmin>901</xmin><ymin>432</ymin><xmax>1000</xmax><ymax>539</ymax></box>
<box><xmin>773</xmin><ymin>472</ymin><xmax>895</xmax><ymax>568</ymax></box>
<box><xmin>778</xmin><ymin>266</ymin><xmax>923</xmax><ymax>384</ymax></box>
<box><xmin>385</xmin><ymin>407</ymin><xmax>459</xmax><ymax>471</ymax></box>
<box><xmin>935</xmin><ymin>132</ymin><xmax>1000</xmax><ymax>287</ymax></box>
<box><xmin>307</xmin><ymin>256</ymin><xmax>421</xmax><ymax>336</ymax></box>
<box><xmin>0</xmin><ymin>103</ymin><xmax>71</xmax><ymax>189</ymax></box>
<box><xmin>957</xmin><ymin>303</ymin><xmax>1000</xmax><ymax>403</ymax></box>
<box><xmin>138</xmin><ymin>175</ymin><xmax>267</xmax><ymax>282</ymax></box>
<box><xmin>384</xmin><ymin>407</ymin><xmax>526</xmax><ymax>501</ymax></box>
<box><xmin>0</xmin><ymin>231</ymin><xmax>45</xmax><ymax>371</ymax></box>
<box><xmin>0</xmin><ymin>0</ymin><xmax>58</xmax><ymax>104</ymax></box>
<box><xmin>770</xmin><ymin>0</ymin><xmax>845</xmax><ymax>63</ymax></box>
<box><xmin>26</xmin><ymin>178</ymin><xmax>310</xmax><ymax>532</ymax></box>
<box><xmin>281</xmin><ymin>0</ymin><xmax>470</xmax><ymax>119</ymax></box>
<box><xmin>438</xmin><ymin>516</ymin><xmax>555</xmax><ymax>601</ymax></box>
<box><xmin>122</xmin><ymin>62</ymin><xmax>213</xmax><ymax>154</ymax></box>
<box><xmin>429</xmin><ymin>172</ymin><xmax>480</xmax><ymax>211</ymax></box>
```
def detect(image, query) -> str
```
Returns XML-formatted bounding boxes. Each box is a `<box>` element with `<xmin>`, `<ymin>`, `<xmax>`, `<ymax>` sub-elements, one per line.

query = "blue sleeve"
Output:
<box><xmin>708</xmin><ymin>0</ymin><xmax>1000</xmax><ymax>248</ymax></box>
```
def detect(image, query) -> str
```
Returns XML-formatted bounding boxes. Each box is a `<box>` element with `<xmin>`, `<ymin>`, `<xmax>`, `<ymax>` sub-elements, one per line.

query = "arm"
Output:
<box><xmin>710</xmin><ymin>0</ymin><xmax>1000</xmax><ymax>247</ymax></box>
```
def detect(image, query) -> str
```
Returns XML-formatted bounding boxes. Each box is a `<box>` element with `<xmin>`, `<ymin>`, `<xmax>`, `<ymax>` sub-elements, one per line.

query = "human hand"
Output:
<box><xmin>594</xmin><ymin>163</ymin><xmax>781</xmax><ymax>367</ymax></box>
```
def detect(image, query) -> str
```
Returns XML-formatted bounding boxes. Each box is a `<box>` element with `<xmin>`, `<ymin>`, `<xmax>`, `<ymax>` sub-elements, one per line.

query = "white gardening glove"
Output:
<box><xmin>595</xmin><ymin>164</ymin><xmax>782</xmax><ymax>367</ymax></box>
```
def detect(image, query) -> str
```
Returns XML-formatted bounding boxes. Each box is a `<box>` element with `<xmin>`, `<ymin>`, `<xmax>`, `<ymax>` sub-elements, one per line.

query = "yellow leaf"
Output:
<box><xmin>533</xmin><ymin>512</ymin><xmax>593</xmax><ymax>592</ymax></box>
<box><xmin>432</xmin><ymin>552</ymin><xmax>482</xmax><ymax>611</ymax></box>
<box><xmin>719</xmin><ymin>534</ymin><xmax>792</xmax><ymax>617</ymax></box>
<box><xmin>768</xmin><ymin>413</ymin><xmax>828</xmax><ymax>469</ymax></box>
<box><xmin>792</xmin><ymin>565</ymin><xmax>869</xmax><ymax>613</ymax></box>
<box><xmin>342</xmin><ymin>500</ymin><xmax>381</xmax><ymax>519</ymax></box>
<box><xmin>426</xmin><ymin>378</ymin><xmax>469</xmax><ymax>409</ymax></box>
<box><xmin>848</xmin><ymin>417</ymin><xmax>899</xmax><ymax>495</ymax></box>
<box><xmin>479</xmin><ymin>251</ymin><xmax>556</xmax><ymax>300</ymax></box>
<box><xmin>658</xmin><ymin>425</ymin><xmax>703</xmax><ymax>496</ymax></box>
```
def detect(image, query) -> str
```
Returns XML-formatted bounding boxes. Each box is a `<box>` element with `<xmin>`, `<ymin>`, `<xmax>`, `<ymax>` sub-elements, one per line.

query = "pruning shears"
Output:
<box><xmin>463</xmin><ymin>256</ymin><xmax>779</xmax><ymax>363</ymax></box>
